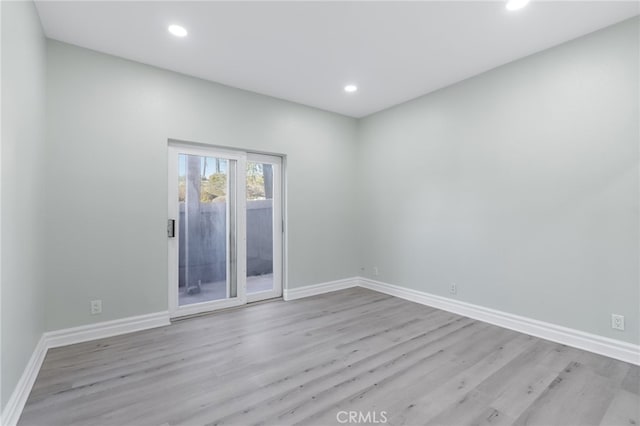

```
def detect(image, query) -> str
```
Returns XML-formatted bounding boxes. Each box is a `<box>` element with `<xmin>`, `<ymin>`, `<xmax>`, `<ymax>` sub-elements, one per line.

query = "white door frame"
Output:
<box><xmin>246</xmin><ymin>153</ymin><xmax>283</xmax><ymax>303</ymax></box>
<box><xmin>168</xmin><ymin>143</ymin><xmax>247</xmax><ymax>319</ymax></box>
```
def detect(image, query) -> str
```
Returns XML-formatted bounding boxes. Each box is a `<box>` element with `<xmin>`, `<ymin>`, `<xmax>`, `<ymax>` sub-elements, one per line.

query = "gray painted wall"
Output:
<box><xmin>0</xmin><ymin>1</ymin><xmax>47</xmax><ymax>410</ymax></box>
<box><xmin>44</xmin><ymin>40</ymin><xmax>360</xmax><ymax>331</ymax></box>
<box><xmin>357</xmin><ymin>17</ymin><xmax>639</xmax><ymax>344</ymax></box>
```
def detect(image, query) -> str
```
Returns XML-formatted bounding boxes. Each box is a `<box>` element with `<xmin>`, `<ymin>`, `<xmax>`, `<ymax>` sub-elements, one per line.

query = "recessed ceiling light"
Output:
<box><xmin>344</xmin><ymin>85</ymin><xmax>358</xmax><ymax>93</ymax></box>
<box><xmin>505</xmin><ymin>0</ymin><xmax>530</xmax><ymax>11</ymax></box>
<box><xmin>168</xmin><ymin>24</ymin><xmax>188</xmax><ymax>37</ymax></box>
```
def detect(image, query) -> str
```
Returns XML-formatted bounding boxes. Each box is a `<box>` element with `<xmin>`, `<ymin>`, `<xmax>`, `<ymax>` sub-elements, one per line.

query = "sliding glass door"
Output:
<box><xmin>168</xmin><ymin>144</ymin><xmax>282</xmax><ymax>318</ymax></box>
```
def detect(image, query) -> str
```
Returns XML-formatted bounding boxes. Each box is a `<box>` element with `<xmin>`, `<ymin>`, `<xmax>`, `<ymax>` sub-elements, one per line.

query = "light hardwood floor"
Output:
<box><xmin>19</xmin><ymin>288</ymin><xmax>639</xmax><ymax>426</ymax></box>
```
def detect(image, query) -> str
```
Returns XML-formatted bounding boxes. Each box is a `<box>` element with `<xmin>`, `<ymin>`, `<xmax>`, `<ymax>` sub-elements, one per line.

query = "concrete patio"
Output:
<box><xmin>178</xmin><ymin>273</ymin><xmax>274</xmax><ymax>306</ymax></box>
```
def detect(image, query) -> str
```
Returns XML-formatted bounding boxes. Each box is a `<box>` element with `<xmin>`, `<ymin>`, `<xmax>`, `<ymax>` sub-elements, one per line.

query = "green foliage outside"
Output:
<box><xmin>178</xmin><ymin>163</ymin><xmax>267</xmax><ymax>203</ymax></box>
<box><xmin>247</xmin><ymin>163</ymin><xmax>266</xmax><ymax>200</ymax></box>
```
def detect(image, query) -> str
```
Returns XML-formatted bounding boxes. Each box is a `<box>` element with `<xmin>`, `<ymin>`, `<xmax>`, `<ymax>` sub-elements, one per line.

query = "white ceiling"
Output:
<box><xmin>35</xmin><ymin>1</ymin><xmax>639</xmax><ymax>118</ymax></box>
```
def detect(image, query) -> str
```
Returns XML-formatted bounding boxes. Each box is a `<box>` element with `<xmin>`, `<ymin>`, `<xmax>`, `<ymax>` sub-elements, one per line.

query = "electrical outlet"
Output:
<box><xmin>90</xmin><ymin>299</ymin><xmax>102</xmax><ymax>315</ymax></box>
<box><xmin>373</xmin><ymin>266</ymin><xmax>379</xmax><ymax>276</ymax></box>
<box><xmin>611</xmin><ymin>314</ymin><xmax>625</xmax><ymax>331</ymax></box>
<box><xmin>450</xmin><ymin>283</ymin><xmax>457</xmax><ymax>295</ymax></box>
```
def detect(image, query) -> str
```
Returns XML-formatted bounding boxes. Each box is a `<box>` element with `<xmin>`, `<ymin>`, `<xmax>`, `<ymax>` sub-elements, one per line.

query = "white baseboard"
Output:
<box><xmin>1</xmin><ymin>311</ymin><xmax>170</xmax><ymax>426</ymax></box>
<box><xmin>357</xmin><ymin>277</ymin><xmax>640</xmax><ymax>366</ymax></box>
<box><xmin>45</xmin><ymin>311</ymin><xmax>170</xmax><ymax>349</ymax></box>
<box><xmin>283</xmin><ymin>277</ymin><xmax>358</xmax><ymax>301</ymax></box>
<box><xmin>1</xmin><ymin>336</ymin><xmax>47</xmax><ymax>426</ymax></box>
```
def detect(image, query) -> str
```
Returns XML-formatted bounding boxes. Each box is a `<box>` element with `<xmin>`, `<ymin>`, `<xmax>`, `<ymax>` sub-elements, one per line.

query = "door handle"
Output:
<box><xmin>167</xmin><ymin>219</ymin><xmax>176</xmax><ymax>238</ymax></box>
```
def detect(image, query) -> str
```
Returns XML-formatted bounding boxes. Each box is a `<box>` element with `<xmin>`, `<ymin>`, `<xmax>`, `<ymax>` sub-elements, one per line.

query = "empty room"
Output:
<box><xmin>1</xmin><ymin>0</ymin><xmax>639</xmax><ymax>425</ymax></box>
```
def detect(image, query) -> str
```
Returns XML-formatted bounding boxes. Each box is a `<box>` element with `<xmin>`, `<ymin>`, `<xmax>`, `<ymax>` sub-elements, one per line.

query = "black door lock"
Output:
<box><xmin>167</xmin><ymin>219</ymin><xmax>175</xmax><ymax>238</ymax></box>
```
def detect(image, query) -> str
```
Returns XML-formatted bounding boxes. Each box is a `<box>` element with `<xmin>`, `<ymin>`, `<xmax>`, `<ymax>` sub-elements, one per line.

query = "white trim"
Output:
<box><xmin>167</xmin><ymin>144</ymin><xmax>179</xmax><ymax>316</ymax></box>
<box><xmin>1</xmin><ymin>311</ymin><xmax>170</xmax><ymax>426</ymax></box>
<box><xmin>1</xmin><ymin>336</ymin><xmax>47</xmax><ymax>426</ymax></box>
<box><xmin>281</xmin><ymin>155</ymin><xmax>288</xmax><ymax>299</ymax></box>
<box><xmin>357</xmin><ymin>277</ymin><xmax>640</xmax><ymax>366</ymax></box>
<box><xmin>169</xmin><ymin>297</ymin><xmax>245</xmax><ymax>320</ymax></box>
<box><xmin>246</xmin><ymin>152</ymin><xmax>282</xmax><ymax>165</ymax></box>
<box><xmin>167</xmin><ymin>140</ymin><xmax>246</xmax><ymax>161</ymax></box>
<box><xmin>45</xmin><ymin>311</ymin><xmax>170</xmax><ymax>349</ymax></box>
<box><xmin>283</xmin><ymin>278</ymin><xmax>359</xmax><ymax>301</ymax></box>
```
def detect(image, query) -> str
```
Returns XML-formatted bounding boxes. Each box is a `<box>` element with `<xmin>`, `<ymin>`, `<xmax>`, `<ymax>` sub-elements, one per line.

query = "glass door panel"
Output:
<box><xmin>246</xmin><ymin>162</ymin><xmax>274</xmax><ymax>295</ymax></box>
<box><xmin>168</xmin><ymin>144</ymin><xmax>247</xmax><ymax>318</ymax></box>
<box><xmin>179</xmin><ymin>154</ymin><xmax>235</xmax><ymax>306</ymax></box>
<box><xmin>246</xmin><ymin>154</ymin><xmax>282</xmax><ymax>302</ymax></box>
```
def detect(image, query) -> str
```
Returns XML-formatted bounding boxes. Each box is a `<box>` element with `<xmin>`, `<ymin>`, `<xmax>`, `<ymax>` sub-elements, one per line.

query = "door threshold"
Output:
<box><xmin>171</xmin><ymin>296</ymin><xmax>283</xmax><ymax>322</ymax></box>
